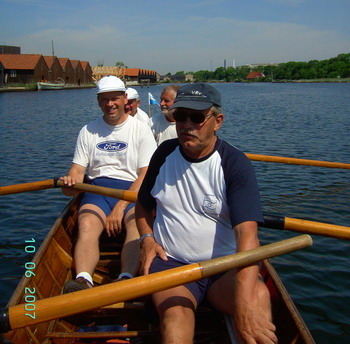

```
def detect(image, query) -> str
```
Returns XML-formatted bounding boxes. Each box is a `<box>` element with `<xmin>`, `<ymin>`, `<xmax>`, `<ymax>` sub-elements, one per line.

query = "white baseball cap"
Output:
<box><xmin>126</xmin><ymin>88</ymin><xmax>139</xmax><ymax>100</ymax></box>
<box><xmin>97</xmin><ymin>76</ymin><xmax>126</xmax><ymax>94</ymax></box>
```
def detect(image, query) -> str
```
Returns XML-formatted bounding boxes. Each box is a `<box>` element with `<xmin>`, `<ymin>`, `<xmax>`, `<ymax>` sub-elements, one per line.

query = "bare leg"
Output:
<box><xmin>207</xmin><ymin>270</ymin><xmax>275</xmax><ymax>343</ymax></box>
<box><xmin>207</xmin><ymin>271</ymin><xmax>272</xmax><ymax>319</ymax></box>
<box><xmin>119</xmin><ymin>207</ymin><xmax>140</xmax><ymax>276</ymax></box>
<box><xmin>74</xmin><ymin>204</ymin><xmax>106</xmax><ymax>276</ymax></box>
<box><xmin>152</xmin><ymin>286</ymin><xmax>197</xmax><ymax>344</ymax></box>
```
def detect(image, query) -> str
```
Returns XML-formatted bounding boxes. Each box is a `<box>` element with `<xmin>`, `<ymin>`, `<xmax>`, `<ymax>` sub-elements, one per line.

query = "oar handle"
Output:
<box><xmin>1</xmin><ymin>235</ymin><xmax>312</xmax><ymax>332</ymax></box>
<box><xmin>56</xmin><ymin>180</ymin><xmax>138</xmax><ymax>203</ymax></box>
<box><xmin>245</xmin><ymin>153</ymin><xmax>350</xmax><ymax>169</ymax></box>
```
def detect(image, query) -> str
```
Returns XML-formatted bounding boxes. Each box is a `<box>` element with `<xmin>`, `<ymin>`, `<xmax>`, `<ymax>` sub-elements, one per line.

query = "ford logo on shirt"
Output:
<box><xmin>96</xmin><ymin>141</ymin><xmax>128</xmax><ymax>151</ymax></box>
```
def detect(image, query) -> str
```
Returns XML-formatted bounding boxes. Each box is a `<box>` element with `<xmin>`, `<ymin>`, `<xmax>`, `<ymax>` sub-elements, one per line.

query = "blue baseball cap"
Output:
<box><xmin>170</xmin><ymin>83</ymin><xmax>221</xmax><ymax>110</ymax></box>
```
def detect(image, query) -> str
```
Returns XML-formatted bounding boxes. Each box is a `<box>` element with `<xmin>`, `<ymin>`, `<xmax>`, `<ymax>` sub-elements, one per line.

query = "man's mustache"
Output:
<box><xmin>179</xmin><ymin>128</ymin><xmax>198</xmax><ymax>138</ymax></box>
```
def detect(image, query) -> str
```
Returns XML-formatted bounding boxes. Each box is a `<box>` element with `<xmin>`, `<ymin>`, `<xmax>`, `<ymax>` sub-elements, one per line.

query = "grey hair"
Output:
<box><xmin>210</xmin><ymin>105</ymin><xmax>222</xmax><ymax>116</ymax></box>
<box><xmin>161</xmin><ymin>85</ymin><xmax>180</xmax><ymax>95</ymax></box>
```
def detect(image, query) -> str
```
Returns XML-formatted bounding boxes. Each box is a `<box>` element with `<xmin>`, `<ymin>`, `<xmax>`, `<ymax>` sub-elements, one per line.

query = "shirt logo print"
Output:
<box><xmin>203</xmin><ymin>194</ymin><xmax>217</xmax><ymax>215</ymax></box>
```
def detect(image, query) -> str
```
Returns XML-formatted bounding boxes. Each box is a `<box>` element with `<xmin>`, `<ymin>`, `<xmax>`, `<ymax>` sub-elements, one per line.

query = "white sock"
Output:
<box><xmin>76</xmin><ymin>272</ymin><xmax>94</xmax><ymax>285</ymax></box>
<box><xmin>118</xmin><ymin>272</ymin><xmax>133</xmax><ymax>280</ymax></box>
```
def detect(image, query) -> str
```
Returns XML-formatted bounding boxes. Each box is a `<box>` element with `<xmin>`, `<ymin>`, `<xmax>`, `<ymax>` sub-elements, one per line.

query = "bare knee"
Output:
<box><xmin>158</xmin><ymin>304</ymin><xmax>195</xmax><ymax>344</ymax></box>
<box><xmin>77</xmin><ymin>213</ymin><xmax>104</xmax><ymax>242</ymax></box>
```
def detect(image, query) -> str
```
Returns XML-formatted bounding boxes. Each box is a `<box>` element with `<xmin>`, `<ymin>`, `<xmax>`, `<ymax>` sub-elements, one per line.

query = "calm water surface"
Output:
<box><xmin>0</xmin><ymin>83</ymin><xmax>349</xmax><ymax>343</ymax></box>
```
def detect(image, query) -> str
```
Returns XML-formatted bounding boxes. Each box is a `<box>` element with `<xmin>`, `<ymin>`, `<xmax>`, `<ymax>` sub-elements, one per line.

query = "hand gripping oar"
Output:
<box><xmin>245</xmin><ymin>153</ymin><xmax>350</xmax><ymax>169</ymax></box>
<box><xmin>0</xmin><ymin>234</ymin><xmax>312</xmax><ymax>332</ymax></box>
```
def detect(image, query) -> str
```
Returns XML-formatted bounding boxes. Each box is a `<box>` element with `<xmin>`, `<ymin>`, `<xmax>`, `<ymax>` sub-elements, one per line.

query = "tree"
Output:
<box><xmin>115</xmin><ymin>61</ymin><xmax>127</xmax><ymax>68</ymax></box>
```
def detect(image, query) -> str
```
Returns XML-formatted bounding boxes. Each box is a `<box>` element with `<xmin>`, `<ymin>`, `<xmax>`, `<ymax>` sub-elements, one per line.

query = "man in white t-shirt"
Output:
<box><xmin>60</xmin><ymin>76</ymin><xmax>156</xmax><ymax>293</ymax></box>
<box><xmin>149</xmin><ymin>85</ymin><xmax>179</xmax><ymax>145</ymax></box>
<box><xmin>125</xmin><ymin>87</ymin><xmax>149</xmax><ymax>124</ymax></box>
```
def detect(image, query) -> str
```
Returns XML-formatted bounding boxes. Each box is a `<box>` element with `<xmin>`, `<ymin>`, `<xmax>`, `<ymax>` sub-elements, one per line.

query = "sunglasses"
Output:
<box><xmin>173</xmin><ymin>111</ymin><xmax>213</xmax><ymax>124</ymax></box>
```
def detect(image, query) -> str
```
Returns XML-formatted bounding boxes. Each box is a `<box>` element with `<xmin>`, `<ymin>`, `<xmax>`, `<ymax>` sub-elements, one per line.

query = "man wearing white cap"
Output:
<box><xmin>60</xmin><ymin>75</ymin><xmax>156</xmax><ymax>293</ymax></box>
<box><xmin>125</xmin><ymin>88</ymin><xmax>149</xmax><ymax>124</ymax></box>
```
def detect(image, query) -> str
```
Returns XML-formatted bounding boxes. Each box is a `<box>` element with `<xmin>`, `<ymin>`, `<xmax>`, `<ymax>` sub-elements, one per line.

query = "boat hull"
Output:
<box><xmin>37</xmin><ymin>82</ymin><xmax>65</xmax><ymax>90</ymax></box>
<box><xmin>2</xmin><ymin>197</ymin><xmax>315</xmax><ymax>343</ymax></box>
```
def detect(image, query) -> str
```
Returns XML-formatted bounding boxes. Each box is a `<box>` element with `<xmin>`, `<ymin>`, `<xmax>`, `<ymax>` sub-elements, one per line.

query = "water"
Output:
<box><xmin>1</xmin><ymin>83</ymin><xmax>350</xmax><ymax>342</ymax></box>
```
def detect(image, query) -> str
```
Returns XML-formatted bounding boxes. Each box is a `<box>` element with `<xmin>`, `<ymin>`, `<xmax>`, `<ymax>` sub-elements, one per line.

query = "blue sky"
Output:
<box><xmin>1</xmin><ymin>0</ymin><xmax>349</xmax><ymax>74</ymax></box>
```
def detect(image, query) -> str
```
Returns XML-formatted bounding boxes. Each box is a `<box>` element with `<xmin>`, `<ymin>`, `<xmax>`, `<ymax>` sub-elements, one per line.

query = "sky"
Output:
<box><xmin>1</xmin><ymin>0</ymin><xmax>349</xmax><ymax>74</ymax></box>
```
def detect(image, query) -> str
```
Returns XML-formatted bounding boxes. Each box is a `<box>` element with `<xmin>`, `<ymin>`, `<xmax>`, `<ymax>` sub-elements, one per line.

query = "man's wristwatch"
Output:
<box><xmin>138</xmin><ymin>233</ymin><xmax>154</xmax><ymax>247</ymax></box>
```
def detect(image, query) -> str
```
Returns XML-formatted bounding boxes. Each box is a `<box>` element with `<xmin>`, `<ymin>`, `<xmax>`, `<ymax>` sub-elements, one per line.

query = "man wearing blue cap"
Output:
<box><xmin>136</xmin><ymin>83</ymin><xmax>277</xmax><ymax>343</ymax></box>
<box><xmin>60</xmin><ymin>76</ymin><xmax>156</xmax><ymax>293</ymax></box>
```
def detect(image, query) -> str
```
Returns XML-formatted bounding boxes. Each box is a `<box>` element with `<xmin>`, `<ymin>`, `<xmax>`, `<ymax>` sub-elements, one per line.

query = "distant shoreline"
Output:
<box><xmin>0</xmin><ymin>84</ymin><xmax>96</xmax><ymax>93</ymax></box>
<box><xmin>1</xmin><ymin>78</ymin><xmax>349</xmax><ymax>93</ymax></box>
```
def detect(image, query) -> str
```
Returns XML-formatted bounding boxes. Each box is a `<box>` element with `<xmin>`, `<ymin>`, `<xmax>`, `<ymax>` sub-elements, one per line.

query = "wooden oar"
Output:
<box><xmin>245</xmin><ymin>153</ymin><xmax>350</xmax><ymax>169</ymax></box>
<box><xmin>58</xmin><ymin>184</ymin><xmax>350</xmax><ymax>240</ymax></box>
<box><xmin>260</xmin><ymin>214</ymin><xmax>350</xmax><ymax>240</ymax></box>
<box><xmin>56</xmin><ymin>180</ymin><xmax>138</xmax><ymax>203</ymax></box>
<box><xmin>0</xmin><ymin>179</ymin><xmax>138</xmax><ymax>202</ymax></box>
<box><xmin>0</xmin><ymin>234</ymin><xmax>312</xmax><ymax>332</ymax></box>
<box><xmin>1</xmin><ymin>181</ymin><xmax>348</xmax><ymax>239</ymax></box>
<box><xmin>0</xmin><ymin>179</ymin><xmax>58</xmax><ymax>195</ymax></box>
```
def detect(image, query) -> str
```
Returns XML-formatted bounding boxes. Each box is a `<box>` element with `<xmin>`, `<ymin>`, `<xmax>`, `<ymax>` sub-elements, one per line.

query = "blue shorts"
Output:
<box><xmin>80</xmin><ymin>177</ymin><xmax>134</xmax><ymax>217</ymax></box>
<box><xmin>149</xmin><ymin>256</ymin><xmax>222</xmax><ymax>305</ymax></box>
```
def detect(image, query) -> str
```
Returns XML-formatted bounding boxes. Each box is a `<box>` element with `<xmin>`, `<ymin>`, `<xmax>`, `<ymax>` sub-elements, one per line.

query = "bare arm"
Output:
<box><xmin>59</xmin><ymin>163</ymin><xmax>86</xmax><ymax>196</ymax></box>
<box><xmin>234</xmin><ymin>221</ymin><xmax>277</xmax><ymax>343</ymax></box>
<box><xmin>135</xmin><ymin>199</ymin><xmax>167</xmax><ymax>275</ymax></box>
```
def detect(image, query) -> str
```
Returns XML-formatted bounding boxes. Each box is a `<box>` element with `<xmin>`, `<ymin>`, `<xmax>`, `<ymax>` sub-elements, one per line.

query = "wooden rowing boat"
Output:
<box><xmin>37</xmin><ymin>78</ymin><xmax>65</xmax><ymax>91</ymax></box>
<box><xmin>2</xmin><ymin>196</ymin><xmax>315</xmax><ymax>343</ymax></box>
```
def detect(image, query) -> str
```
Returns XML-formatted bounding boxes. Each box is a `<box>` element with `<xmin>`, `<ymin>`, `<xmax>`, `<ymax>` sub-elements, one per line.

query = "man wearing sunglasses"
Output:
<box><xmin>136</xmin><ymin>83</ymin><xmax>277</xmax><ymax>344</ymax></box>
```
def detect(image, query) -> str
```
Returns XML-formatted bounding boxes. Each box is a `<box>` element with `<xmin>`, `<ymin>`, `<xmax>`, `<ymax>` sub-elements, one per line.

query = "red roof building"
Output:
<box><xmin>70</xmin><ymin>60</ymin><xmax>84</xmax><ymax>85</ymax></box>
<box><xmin>0</xmin><ymin>54</ymin><xmax>49</xmax><ymax>85</ymax></box>
<box><xmin>122</xmin><ymin>68</ymin><xmax>157</xmax><ymax>83</ymax></box>
<box><xmin>58</xmin><ymin>58</ymin><xmax>75</xmax><ymax>84</ymax></box>
<box><xmin>80</xmin><ymin>61</ymin><xmax>93</xmax><ymax>84</ymax></box>
<box><xmin>246</xmin><ymin>71</ymin><xmax>265</xmax><ymax>80</ymax></box>
<box><xmin>43</xmin><ymin>56</ymin><xmax>64</xmax><ymax>82</ymax></box>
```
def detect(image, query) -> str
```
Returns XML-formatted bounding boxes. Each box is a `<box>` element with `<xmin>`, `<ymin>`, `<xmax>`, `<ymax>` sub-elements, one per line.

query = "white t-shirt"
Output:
<box><xmin>138</xmin><ymin>139</ymin><xmax>263</xmax><ymax>263</ymax></box>
<box><xmin>149</xmin><ymin>114</ymin><xmax>177</xmax><ymax>146</ymax></box>
<box><xmin>134</xmin><ymin>107</ymin><xmax>150</xmax><ymax>124</ymax></box>
<box><xmin>73</xmin><ymin>116</ymin><xmax>157</xmax><ymax>181</ymax></box>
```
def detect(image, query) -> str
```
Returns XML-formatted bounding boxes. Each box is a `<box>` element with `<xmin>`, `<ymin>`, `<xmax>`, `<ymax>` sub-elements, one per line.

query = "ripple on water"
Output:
<box><xmin>1</xmin><ymin>83</ymin><xmax>350</xmax><ymax>342</ymax></box>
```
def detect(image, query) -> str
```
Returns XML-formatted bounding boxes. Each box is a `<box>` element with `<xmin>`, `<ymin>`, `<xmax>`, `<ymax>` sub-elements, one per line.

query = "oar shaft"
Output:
<box><xmin>56</xmin><ymin>180</ymin><xmax>138</xmax><ymax>203</ymax></box>
<box><xmin>64</xmin><ymin>183</ymin><xmax>350</xmax><ymax>240</ymax></box>
<box><xmin>262</xmin><ymin>214</ymin><xmax>350</xmax><ymax>240</ymax></box>
<box><xmin>200</xmin><ymin>234</ymin><xmax>312</xmax><ymax>277</ymax></box>
<box><xmin>0</xmin><ymin>179</ymin><xmax>58</xmax><ymax>195</ymax></box>
<box><xmin>2</xmin><ymin>179</ymin><xmax>348</xmax><ymax>240</ymax></box>
<box><xmin>2</xmin><ymin>235</ymin><xmax>311</xmax><ymax>332</ymax></box>
<box><xmin>245</xmin><ymin>153</ymin><xmax>350</xmax><ymax>169</ymax></box>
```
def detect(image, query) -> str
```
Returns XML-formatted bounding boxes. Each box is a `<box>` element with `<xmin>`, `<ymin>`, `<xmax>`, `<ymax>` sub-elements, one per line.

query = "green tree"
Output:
<box><xmin>115</xmin><ymin>61</ymin><xmax>127</xmax><ymax>68</ymax></box>
<box><xmin>193</xmin><ymin>70</ymin><xmax>214</xmax><ymax>82</ymax></box>
<box><xmin>213</xmin><ymin>67</ymin><xmax>226</xmax><ymax>81</ymax></box>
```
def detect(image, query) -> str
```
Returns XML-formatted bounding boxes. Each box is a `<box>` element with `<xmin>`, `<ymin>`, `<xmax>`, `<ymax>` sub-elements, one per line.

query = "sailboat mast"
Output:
<box><xmin>51</xmin><ymin>40</ymin><xmax>55</xmax><ymax>57</ymax></box>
